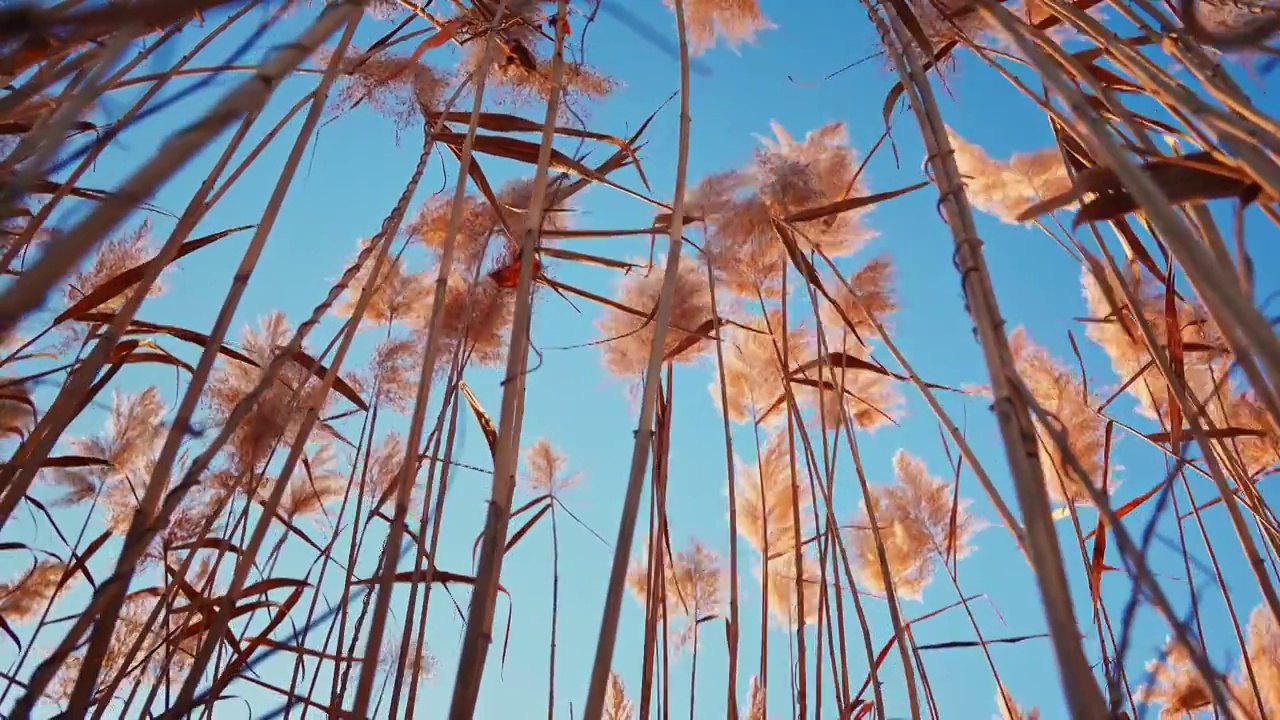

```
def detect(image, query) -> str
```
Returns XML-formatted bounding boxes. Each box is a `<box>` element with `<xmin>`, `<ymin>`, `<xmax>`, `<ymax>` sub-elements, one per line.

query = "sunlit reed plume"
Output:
<box><xmin>410</xmin><ymin>177</ymin><xmax>570</xmax><ymax>276</ymax></box>
<box><xmin>326</xmin><ymin>49</ymin><xmax>444</xmax><ymax>131</ymax></box>
<box><xmin>1139</xmin><ymin>638</ymin><xmax>1215</xmax><ymax>718</ymax></box>
<box><xmin>362</xmin><ymin>431</ymin><xmax>405</xmax><ymax>501</ymax></box>
<box><xmin>694</xmin><ymin>121</ymin><xmax>877</xmax><ymax>299</ymax></box>
<box><xmin>455</xmin><ymin>0</ymin><xmax>614</xmax><ymax>110</ymax></box>
<box><xmin>410</xmin><ymin>195</ymin><xmax>500</xmax><ymax>274</ymax></box>
<box><xmin>994</xmin><ymin>687</ymin><xmax>1041</xmax><ymax>720</ymax></box>
<box><xmin>66</xmin><ymin>220</ymin><xmax>162</xmax><ymax>312</ymax></box>
<box><xmin>669</xmin><ymin>0</ymin><xmax>773</xmax><ymax>54</ymax></box>
<box><xmin>269</xmin><ymin>441</ymin><xmax>345</xmax><ymax>522</ymax></box>
<box><xmin>848</xmin><ymin>449</ymin><xmax>980</xmax><ymax>600</ymax></box>
<box><xmin>522</xmin><ymin>438</ymin><xmax>581</xmax><ymax>496</ymax></box>
<box><xmin>604</xmin><ymin>671</ymin><xmax>634</xmax><ymax>720</ymax></box>
<box><xmin>904</xmin><ymin>0</ymin><xmax>994</xmax><ymax>45</ymax></box>
<box><xmin>205</xmin><ymin>312</ymin><xmax>331</xmax><ymax>484</ymax></box>
<box><xmin>760</xmin><ymin>550</ymin><xmax>822</xmax><ymax>626</ymax></box>
<box><xmin>377</xmin><ymin>632</ymin><xmax>438</xmax><ymax>681</ymax></box>
<box><xmin>333</xmin><ymin>241</ymin><xmax>431</xmax><ymax>327</ymax></box>
<box><xmin>1009</xmin><ymin>327</ymin><xmax>1109</xmax><ymax>505</ymax></box>
<box><xmin>417</xmin><ymin>273</ymin><xmax>516</xmax><ymax>372</ymax></box>
<box><xmin>799</xmin><ymin>335</ymin><xmax>904</xmax><ymax>432</ymax></box>
<box><xmin>627</xmin><ymin>537</ymin><xmax>725</xmax><ymax>649</ymax></box>
<box><xmin>50</xmin><ymin>386</ymin><xmax>167</xmax><ymax>531</ymax></box>
<box><xmin>1234</xmin><ymin>605</ymin><xmax>1280</xmax><ymax>719</ymax></box>
<box><xmin>1080</xmin><ymin>265</ymin><xmax>1225</xmax><ymax>422</ymax></box>
<box><xmin>0</xmin><ymin>560</ymin><xmax>69</xmax><ymax>622</ymax></box>
<box><xmin>754</xmin><ymin>121</ymin><xmax>877</xmax><ymax>254</ymax></box>
<box><xmin>733</xmin><ymin>430</ymin><xmax>808</xmax><ymax>559</ymax></box>
<box><xmin>598</xmin><ymin>255</ymin><xmax>714</xmax><ymax>376</ymax></box>
<box><xmin>743</xmin><ymin>675</ymin><xmax>766</xmax><ymax>720</ymax></box>
<box><xmin>946</xmin><ymin>128</ymin><xmax>1071</xmax><ymax>224</ymax></box>
<box><xmin>714</xmin><ymin>309</ymin><xmax>808</xmax><ymax>425</ymax></box>
<box><xmin>357</xmin><ymin>337</ymin><xmax>422</xmax><ymax>412</ymax></box>
<box><xmin>49</xmin><ymin>568</ymin><xmax>212</xmax><ymax>702</ymax></box>
<box><xmin>820</xmin><ymin>254</ymin><xmax>898</xmax><ymax>341</ymax></box>
<box><xmin>1220</xmin><ymin>390</ymin><xmax>1280</xmax><ymax>479</ymax></box>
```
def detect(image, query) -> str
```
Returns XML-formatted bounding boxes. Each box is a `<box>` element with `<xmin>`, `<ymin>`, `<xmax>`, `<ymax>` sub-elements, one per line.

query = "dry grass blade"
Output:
<box><xmin>1016</xmin><ymin>152</ymin><xmax>1265</xmax><ymax>225</ymax></box>
<box><xmin>53</xmin><ymin>225</ymin><xmax>254</xmax><ymax>325</ymax></box>
<box><xmin>782</xmin><ymin>180</ymin><xmax>930</xmax><ymax>223</ymax></box>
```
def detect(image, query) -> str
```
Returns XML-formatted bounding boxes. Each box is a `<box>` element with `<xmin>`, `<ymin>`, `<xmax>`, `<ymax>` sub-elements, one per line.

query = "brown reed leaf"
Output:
<box><xmin>288</xmin><ymin>347</ymin><xmax>369</xmax><ymax>412</ymax></box>
<box><xmin>504</xmin><ymin>502</ymin><xmax>551</xmax><ymax>554</ymax></box>
<box><xmin>433</xmin><ymin>132</ymin><xmax>598</xmax><ymax>177</ymax></box>
<box><xmin>782</xmin><ymin>180</ymin><xmax>929</xmax><ymax>223</ymax></box>
<box><xmin>54</xmin><ymin>225</ymin><xmax>253</xmax><ymax>325</ymax></box>
<box><xmin>848</xmin><ymin>450</ymin><xmax>980</xmax><ymax>600</ymax></box>
<box><xmin>1018</xmin><ymin>151</ymin><xmax>1263</xmax><ymax>225</ymax></box>
<box><xmin>539</xmin><ymin>247</ymin><xmax>639</xmax><ymax>272</ymax></box>
<box><xmin>604</xmin><ymin>671</ymin><xmax>635</xmax><ymax>720</ymax></box>
<box><xmin>1144</xmin><ymin>426</ymin><xmax>1266</xmax><ymax>443</ymax></box>
<box><xmin>34</xmin><ymin>455</ymin><xmax>110</xmax><ymax>469</ymax></box>
<box><xmin>58</xmin><ymin>530</ymin><xmax>105</xmax><ymax>593</ymax></box>
<box><xmin>0</xmin><ymin>380</ymin><xmax>33</xmax><ymax>439</ymax></box>
<box><xmin>0</xmin><ymin>559</ymin><xmax>69</xmax><ymax>623</ymax></box>
<box><xmin>102</xmin><ymin>337</ymin><xmax>191</xmax><ymax>375</ymax></box>
<box><xmin>78</xmin><ymin>312</ymin><xmax>259</xmax><ymax>365</ymax></box>
<box><xmin>462</xmin><ymin>381</ymin><xmax>499</xmax><ymax>459</ymax></box>
<box><xmin>661</xmin><ymin>317</ymin><xmax>725</xmax><ymax>363</ymax></box>
<box><xmin>1139</xmin><ymin>638</ymin><xmax>1215</xmax><ymax>718</ymax></box>
<box><xmin>428</xmin><ymin>110</ymin><xmax>640</xmax><ymax>155</ymax></box>
<box><xmin>170</xmin><ymin>537</ymin><xmax>243</xmax><ymax>555</ymax></box>
<box><xmin>0</xmin><ymin>118</ymin><xmax>96</xmax><ymax>136</ymax></box>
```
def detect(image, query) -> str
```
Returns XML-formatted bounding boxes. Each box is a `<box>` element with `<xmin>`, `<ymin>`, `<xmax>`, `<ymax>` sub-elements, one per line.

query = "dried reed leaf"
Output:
<box><xmin>77</xmin><ymin>312</ymin><xmax>259</xmax><ymax>365</ymax></box>
<box><xmin>429</xmin><ymin>110</ymin><xmax>639</xmax><ymax>154</ymax></box>
<box><xmin>54</xmin><ymin>225</ymin><xmax>253</xmax><ymax>325</ymax></box>
<box><xmin>504</xmin><ymin>502</ymin><xmax>551</xmax><ymax>554</ymax></box>
<box><xmin>539</xmin><ymin>247</ymin><xmax>639</xmax><ymax>272</ymax></box>
<box><xmin>434</xmin><ymin>132</ymin><xmax>596</xmax><ymax>177</ymax></box>
<box><xmin>287</xmin><ymin>347</ymin><xmax>369</xmax><ymax>411</ymax></box>
<box><xmin>782</xmin><ymin>180</ymin><xmax>929</xmax><ymax>223</ymax></box>
<box><xmin>1018</xmin><ymin>152</ymin><xmax>1262</xmax><ymax>225</ymax></box>
<box><xmin>170</xmin><ymin>537</ymin><xmax>243</xmax><ymax>555</ymax></box>
<box><xmin>461</xmin><ymin>381</ymin><xmax>499</xmax><ymax>459</ymax></box>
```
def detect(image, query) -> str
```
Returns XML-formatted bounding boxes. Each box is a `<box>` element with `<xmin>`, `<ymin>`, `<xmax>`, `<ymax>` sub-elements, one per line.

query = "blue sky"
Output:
<box><xmin>3</xmin><ymin>1</ymin><xmax>1279</xmax><ymax>718</ymax></box>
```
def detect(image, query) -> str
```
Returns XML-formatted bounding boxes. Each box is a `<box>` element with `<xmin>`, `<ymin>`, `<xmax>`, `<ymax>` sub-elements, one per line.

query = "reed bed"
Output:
<box><xmin>0</xmin><ymin>0</ymin><xmax>1279</xmax><ymax>718</ymax></box>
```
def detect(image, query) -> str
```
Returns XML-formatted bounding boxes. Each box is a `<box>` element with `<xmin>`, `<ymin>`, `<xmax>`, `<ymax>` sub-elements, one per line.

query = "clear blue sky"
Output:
<box><xmin>3</xmin><ymin>1</ymin><xmax>1279</xmax><ymax>718</ymax></box>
